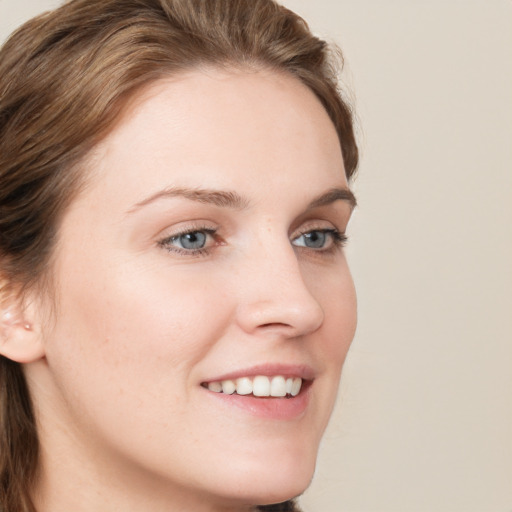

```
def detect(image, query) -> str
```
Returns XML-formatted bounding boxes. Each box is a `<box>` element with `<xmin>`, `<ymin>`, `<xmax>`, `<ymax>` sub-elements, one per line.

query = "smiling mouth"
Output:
<box><xmin>202</xmin><ymin>375</ymin><xmax>304</xmax><ymax>398</ymax></box>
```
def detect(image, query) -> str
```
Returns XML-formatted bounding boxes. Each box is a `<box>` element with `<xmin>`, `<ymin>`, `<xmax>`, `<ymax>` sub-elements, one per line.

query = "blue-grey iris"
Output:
<box><xmin>303</xmin><ymin>231</ymin><xmax>326</xmax><ymax>248</ymax></box>
<box><xmin>179</xmin><ymin>231</ymin><xmax>207</xmax><ymax>250</ymax></box>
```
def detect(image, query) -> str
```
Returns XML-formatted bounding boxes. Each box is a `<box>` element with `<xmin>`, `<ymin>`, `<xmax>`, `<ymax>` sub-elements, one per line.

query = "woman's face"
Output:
<box><xmin>30</xmin><ymin>68</ymin><xmax>357</xmax><ymax>509</ymax></box>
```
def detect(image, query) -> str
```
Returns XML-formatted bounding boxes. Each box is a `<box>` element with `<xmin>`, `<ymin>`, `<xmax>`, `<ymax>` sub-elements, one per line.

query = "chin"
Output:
<box><xmin>220</xmin><ymin>448</ymin><xmax>317</xmax><ymax>506</ymax></box>
<box><xmin>253</xmin><ymin>477</ymin><xmax>312</xmax><ymax>507</ymax></box>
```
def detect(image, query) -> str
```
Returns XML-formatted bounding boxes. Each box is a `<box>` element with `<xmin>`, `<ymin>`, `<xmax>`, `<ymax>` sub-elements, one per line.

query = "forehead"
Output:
<box><xmin>83</xmin><ymin>68</ymin><xmax>347</xmax><ymax>207</ymax></box>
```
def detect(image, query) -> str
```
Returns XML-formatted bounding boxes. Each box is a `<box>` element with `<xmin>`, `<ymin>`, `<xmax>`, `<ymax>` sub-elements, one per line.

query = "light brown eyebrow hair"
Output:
<box><xmin>307</xmin><ymin>187</ymin><xmax>357</xmax><ymax>210</ymax></box>
<box><xmin>128</xmin><ymin>187</ymin><xmax>250</xmax><ymax>213</ymax></box>
<box><xmin>127</xmin><ymin>185</ymin><xmax>356</xmax><ymax>214</ymax></box>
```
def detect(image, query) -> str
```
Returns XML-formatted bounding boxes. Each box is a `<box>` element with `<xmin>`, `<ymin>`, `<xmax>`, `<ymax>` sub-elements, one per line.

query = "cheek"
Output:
<box><xmin>309</xmin><ymin>258</ymin><xmax>357</xmax><ymax>359</ymax></box>
<box><xmin>44</xmin><ymin>255</ymin><xmax>232</xmax><ymax>414</ymax></box>
<box><xmin>329</xmin><ymin>272</ymin><xmax>357</xmax><ymax>357</ymax></box>
<box><xmin>40</xmin><ymin>257</ymin><xmax>239</xmax><ymax>480</ymax></box>
<box><xmin>302</xmin><ymin>260</ymin><xmax>356</xmax><ymax>429</ymax></box>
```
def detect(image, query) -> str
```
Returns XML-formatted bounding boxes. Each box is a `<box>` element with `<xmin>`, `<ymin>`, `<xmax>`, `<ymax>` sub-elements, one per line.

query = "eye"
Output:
<box><xmin>294</xmin><ymin>230</ymin><xmax>328</xmax><ymax>249</ymax></box>
<box><xmin>292</xmin><ymin>229</ymin><xmax>346</xmax><ymax>251</ymax></box>
<box><xmin>174</xmin><ymin>231</ymin><xmax>208</xmax><ymax>250</ymax></box>
<box><xmin>158</xmin><ymin>228</ymin><xmax>217</xmax><ymax>255</ymax></box>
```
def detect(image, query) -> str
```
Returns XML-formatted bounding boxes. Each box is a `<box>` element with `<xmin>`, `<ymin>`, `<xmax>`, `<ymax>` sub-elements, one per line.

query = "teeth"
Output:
<box><xmin>236</xmin><ymin>377</ymin><xmax>253</xmax><ymax>395</ymax></box>
<box><xmin>206</xmin><ymin>375</ymin><xmax>303</xmax><ymax>397</ymax></box>
<box><xmin>208</xmin><ymin>381</ymin><xmax>222</xmax><ymax>393</ymax></box>
<box><xmin>221</xmin><ymin>380</ymin><xmax>236</xmax><ymax>395</ymax></box>
<box><xmin>253</xmin><ymin>376</ymin><xmax>270</xmax><ymax>397</ymax></box>
<box><xmin>286</xmin><ymin>378</ymin><xmax>293</xmax><ymax>394</ymax></box>
<box><xmin>270</xmin><ymin>376</ymin><xmax>287</xmax><ymax>397</ymax></box>
<box><xmin>291</xmin><ymin>377</ymin><xmax>302</xmax><ymax>397</ymax></box>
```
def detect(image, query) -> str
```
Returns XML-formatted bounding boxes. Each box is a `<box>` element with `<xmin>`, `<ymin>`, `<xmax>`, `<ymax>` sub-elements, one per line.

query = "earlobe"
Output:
<box><xmin>0</xmin><ymin>301</ymin><xmax>45</xmax><ymax>364</ymax></box>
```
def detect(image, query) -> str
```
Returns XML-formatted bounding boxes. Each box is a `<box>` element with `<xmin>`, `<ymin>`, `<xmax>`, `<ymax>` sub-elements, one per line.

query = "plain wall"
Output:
<box><xmin>1</xmin><ymin>1</ymin><xmax>511</xmax><ymax>511</ymax></box>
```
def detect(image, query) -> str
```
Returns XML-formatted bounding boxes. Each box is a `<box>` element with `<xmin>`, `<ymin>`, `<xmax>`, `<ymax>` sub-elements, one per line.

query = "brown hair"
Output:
<box><xmin>0</xmin><ymin>0</ymin><xmax>358</xmax><ymax>510</ymax></box>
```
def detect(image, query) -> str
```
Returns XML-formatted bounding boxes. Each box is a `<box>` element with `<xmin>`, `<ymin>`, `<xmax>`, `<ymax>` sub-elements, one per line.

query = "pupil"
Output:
<box><xmin>305</xmin><ymin>231</ymin><xmax>325</xmax><ymax>248</ymax></box>
<box><xmin>181</xmin><ymin>231</ymin><xmax>206</xmax><ymax>249</ymax></box>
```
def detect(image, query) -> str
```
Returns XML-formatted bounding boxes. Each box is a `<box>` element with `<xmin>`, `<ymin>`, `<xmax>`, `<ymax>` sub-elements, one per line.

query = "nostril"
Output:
<box><xmin>256</xmin><ymin>322</ymin><xmax>313</xmax><ymax>338</ymax></box>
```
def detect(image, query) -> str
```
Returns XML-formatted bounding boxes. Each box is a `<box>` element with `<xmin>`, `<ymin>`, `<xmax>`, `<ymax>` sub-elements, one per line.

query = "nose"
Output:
<box><xmin>235</xmin><ymin>238</ymin><xmax>324</xmax><ymax>338</ymax></box>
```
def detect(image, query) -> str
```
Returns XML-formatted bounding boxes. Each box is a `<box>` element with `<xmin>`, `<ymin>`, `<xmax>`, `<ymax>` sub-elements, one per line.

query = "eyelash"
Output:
<box><xmin>157</xmin><ymin>226</ymin><xmax>348</xmax><ymax>257</ymax></box>
<box><xmin>293</xmin><ymin>228</ymin><xmax>348</xmax><ymax>253</ymax></box>
<box><xmin>158</xmin><ymin>226</ymin><xmax>219</xmax><ymax>257</ymax></box>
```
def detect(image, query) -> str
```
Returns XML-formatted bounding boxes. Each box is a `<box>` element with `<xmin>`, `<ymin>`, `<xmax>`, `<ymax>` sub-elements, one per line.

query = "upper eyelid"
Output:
<box><xmin>156</xmin><ymin>221</ymin><xmax>218</xmax><ymax>239</ymax></box>
<box><xmin>291</xmin><ymin>220</ymin><xmax>342</xmax><ymax>238</ymax></box>
<box><xmin>159</xmin><ymin>228</ymin><xmax>217</xmax><ymax>245</ymax></box>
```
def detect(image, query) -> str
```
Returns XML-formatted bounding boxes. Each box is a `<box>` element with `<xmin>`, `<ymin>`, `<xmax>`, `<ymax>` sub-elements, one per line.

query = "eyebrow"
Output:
<box><xmin>128</xmin><ymin>187</ymin><xmax>250</xmax><ymax>213</ymax></box>
<box><xmin>307</xmin><ymin>187</ymin><xmax>357</xmax><ymax>210</ymax></box>
<box><xmin>127</xmin><ymin>185</ymin><xmax>356</xmax><ymax>214</ymax></box>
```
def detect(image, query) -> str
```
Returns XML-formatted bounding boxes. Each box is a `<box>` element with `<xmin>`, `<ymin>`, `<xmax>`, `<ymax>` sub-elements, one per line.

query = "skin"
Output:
<box><xmin>22</xmin><ymin>68</ymin><xmax>357</xmax><ymax>512</ymax></box>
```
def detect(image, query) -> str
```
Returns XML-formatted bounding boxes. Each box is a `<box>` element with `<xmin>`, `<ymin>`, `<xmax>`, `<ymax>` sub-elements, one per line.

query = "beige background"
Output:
<box><xmin>1</xmin><ymin>1</ymin><xmax>511</xmax><ymax>511</ymax></box>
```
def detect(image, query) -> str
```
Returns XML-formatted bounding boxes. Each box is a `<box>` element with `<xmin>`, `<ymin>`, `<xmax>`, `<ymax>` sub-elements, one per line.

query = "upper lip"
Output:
<box><xmin>201</xmin><ymin>363</ymin><xmax>316</xmax><ymax>383</ymax></box>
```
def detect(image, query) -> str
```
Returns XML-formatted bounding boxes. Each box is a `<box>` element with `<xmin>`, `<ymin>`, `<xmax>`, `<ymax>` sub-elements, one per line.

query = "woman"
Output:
<box><xmin>0</xmin><ymin>1</ymin><xmax>358</xmax><ymax>511</ymax></box>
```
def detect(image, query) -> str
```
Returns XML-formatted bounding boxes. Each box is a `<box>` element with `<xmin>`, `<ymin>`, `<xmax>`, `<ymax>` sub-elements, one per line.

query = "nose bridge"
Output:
<box><xmin>236</xmin><ymin>227</ymin><xmax>324</xmax><ymax>337</ymax></box>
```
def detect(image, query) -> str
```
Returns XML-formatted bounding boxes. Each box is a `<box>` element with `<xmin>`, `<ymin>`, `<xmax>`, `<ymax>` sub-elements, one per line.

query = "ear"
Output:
<box><xmin>0</xmin><ymin>282</ymin><xmax>45</xmax><ymax>363</ymax></box>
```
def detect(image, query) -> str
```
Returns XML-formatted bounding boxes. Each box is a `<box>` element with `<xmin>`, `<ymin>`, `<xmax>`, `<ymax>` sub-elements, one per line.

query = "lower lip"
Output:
<box><xmin>202</xmin><ymin>382</ymin><xmax>311</xmax><ymax>420</ymax></box>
